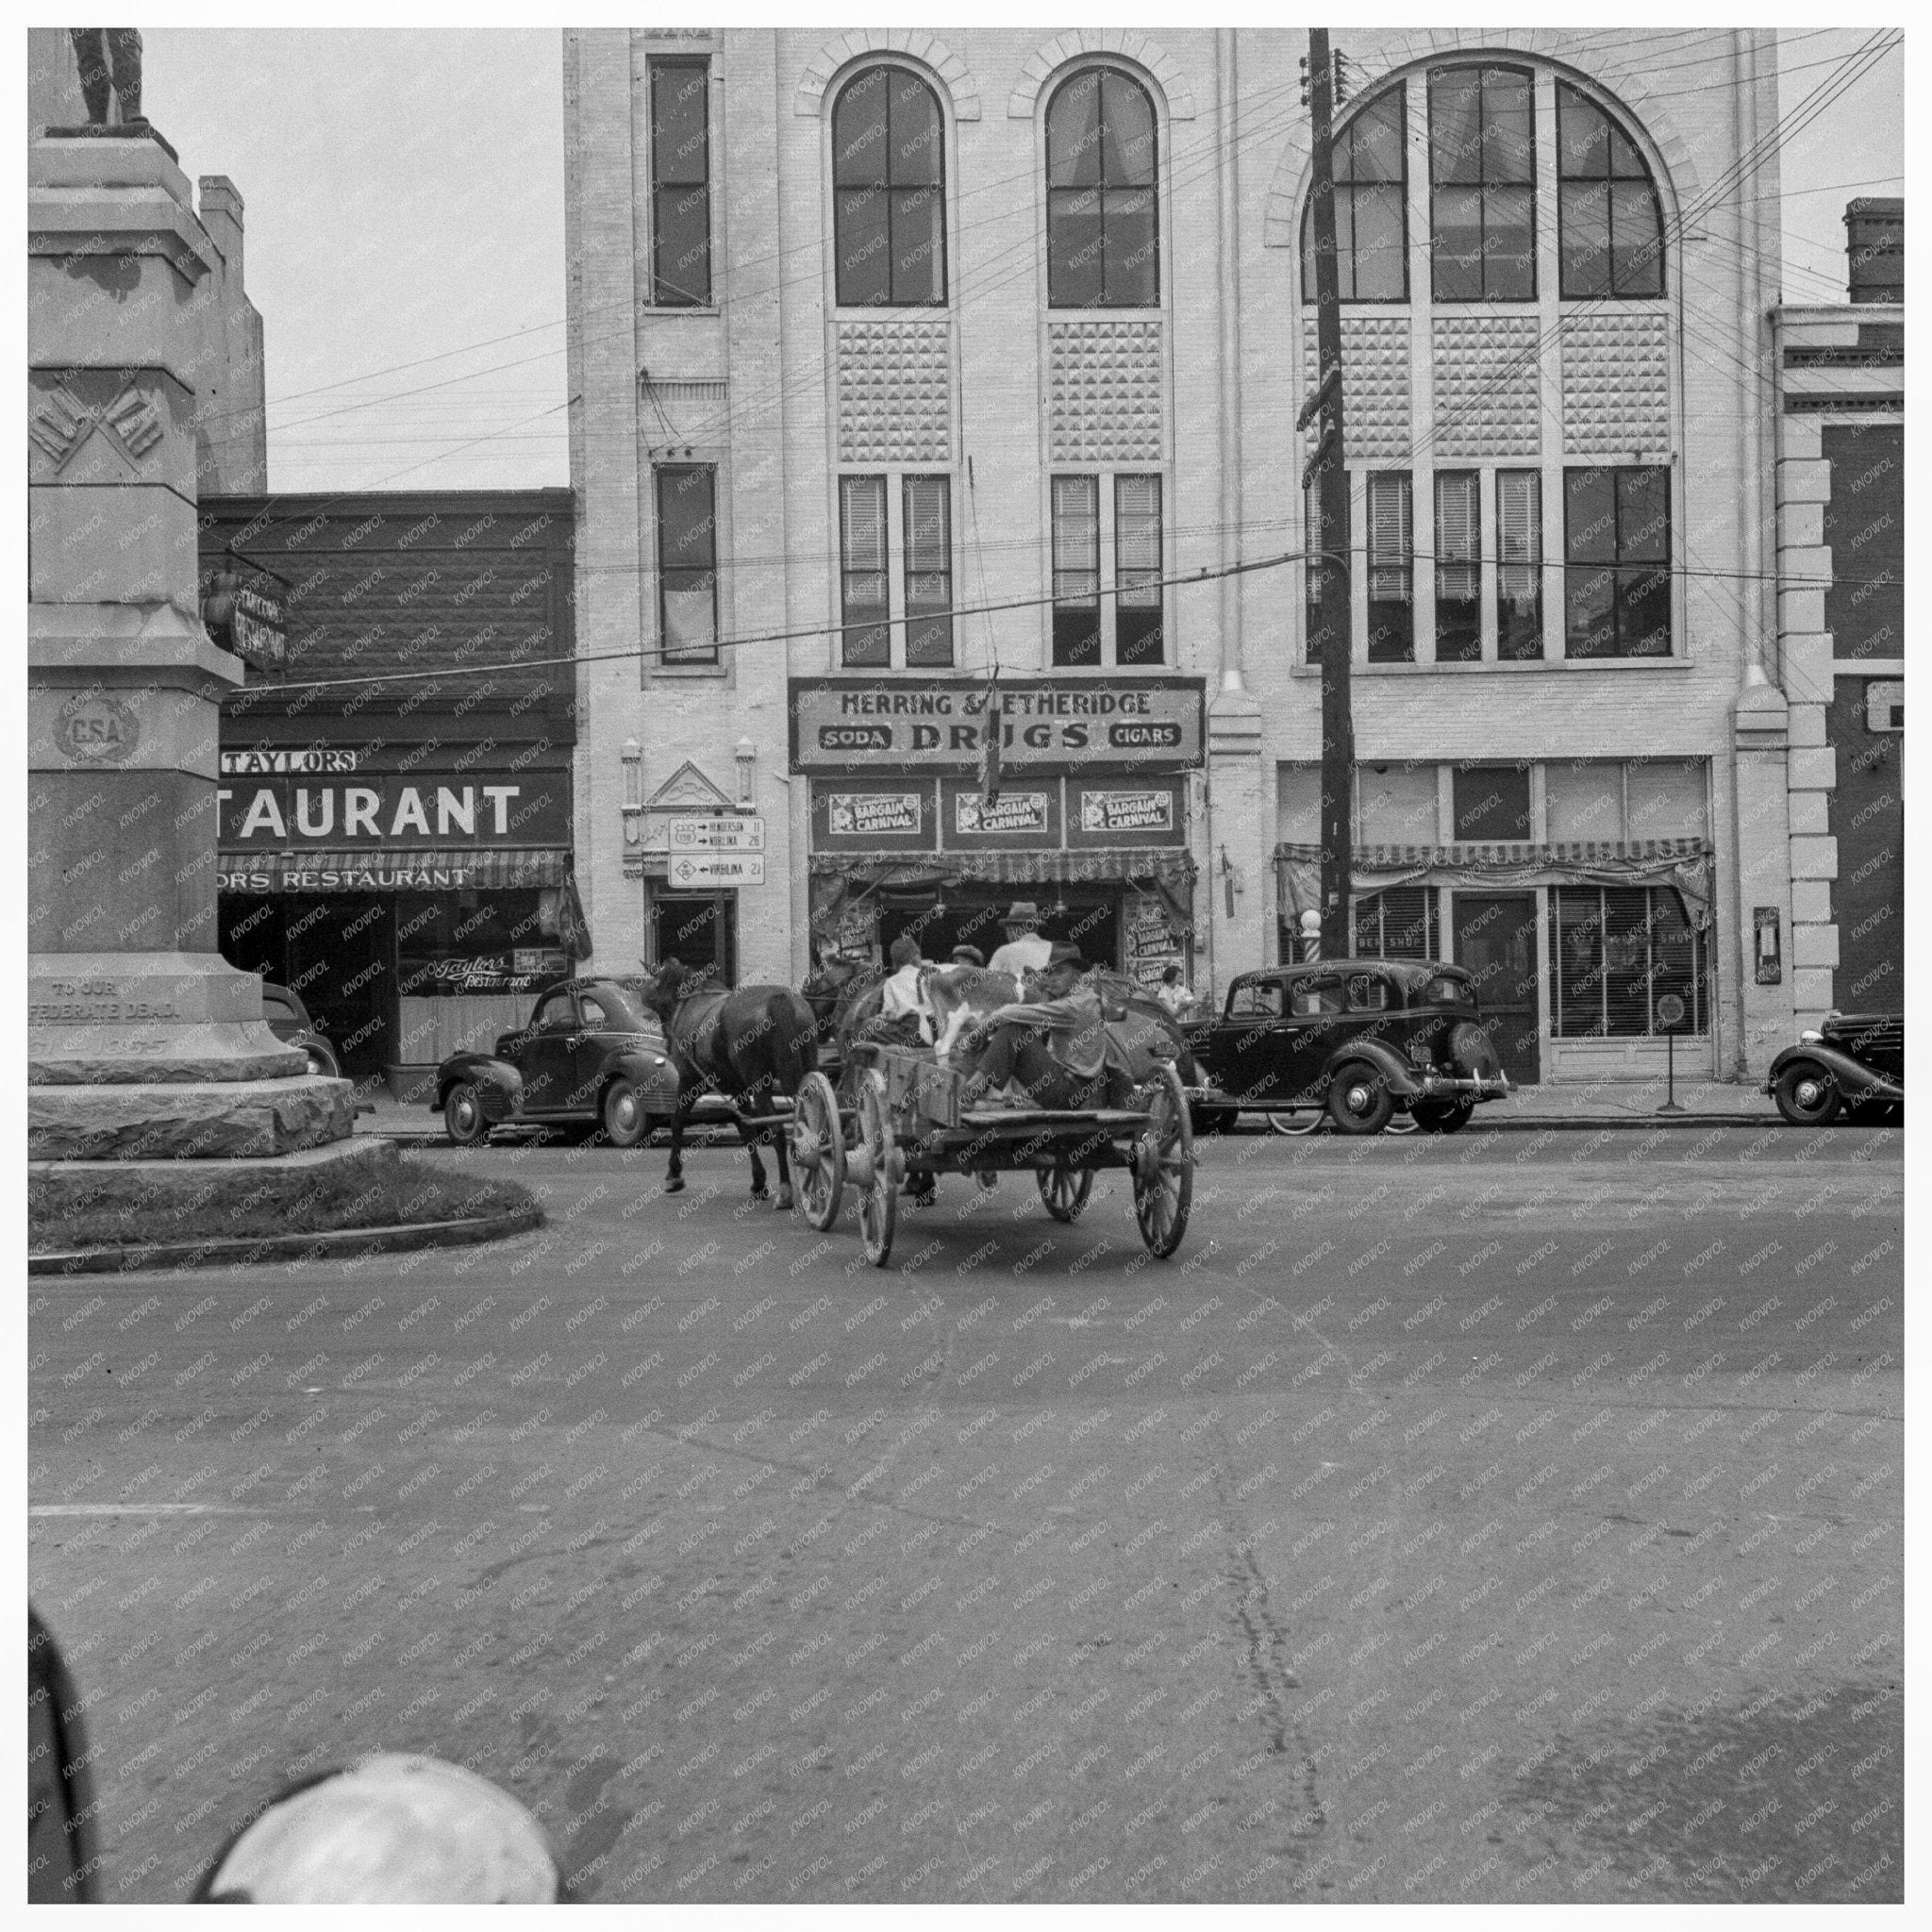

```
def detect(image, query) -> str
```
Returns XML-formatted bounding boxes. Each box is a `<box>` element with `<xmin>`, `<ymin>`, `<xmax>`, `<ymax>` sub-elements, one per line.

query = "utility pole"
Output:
<box><xmin>1304</xmin><ymin>28</ymin><xmax>1354</xmax><ymax>962</ymax></box>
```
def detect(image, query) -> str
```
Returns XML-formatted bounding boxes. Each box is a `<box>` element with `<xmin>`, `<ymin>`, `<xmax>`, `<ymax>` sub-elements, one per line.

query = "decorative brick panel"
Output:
<box><xmin>1301</xmin><ymin>314</ymin><xmax>1410</xmax><ymax>460</ymax></box>
<box><xmin>1560</xmin><ymin>311</ymin><xmax>1670</xmax><ymax>457</ymax></box>
<box><xmin>835</xmin><ymin>321</ymin><xmax>952</xmax><ymax>464</ymax></box>
<box><xmin>1431</xmin><ymin>315</ymin><xmax>1541</xmax><ymax>459</ymax></box>
<box><xmin>1048</xmin><ymin>319</ymin><xmax>1164</xmax><ymax>464</ymax></box>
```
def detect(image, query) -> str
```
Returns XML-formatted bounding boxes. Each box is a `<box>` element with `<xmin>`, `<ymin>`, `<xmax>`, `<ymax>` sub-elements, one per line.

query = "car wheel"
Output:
<box><xmin>1326</xmin><ymin>1062</ymin><xmax>1394</xmax><ymax>1136</ymax></box>
<box><xmin>1190</xmin><ymin>1104</ymin><xmax>1237</xmax><ymax>1136</ymax></box>
<box><xmin>303</xmin><ymin>1040</ymin><xmax>341</xmax><ymax>1079</ymax></box>
<box><xmin>1266</xmin><ymin>1109</ymin><xmax>1321</xmax><ymax>1137</ymax></box>
<box><xmin>1412</xmin><ymin>1098</ymin><xmax>1475</xmax><ymax>1136</ymax></box>
<box><xmin>601</xmin><ymin>1076</ymin><xmax>650</xmax><ymax>1149</ymax></box>
<box><xmin>1774</xmin><ymin>1060</ymin><xmax>1840</xmax><ymax>1126</ymax></box>
<box><xmin>443</xmin><ymin>1081</ymin><xmax>490</xmax><ymax>1146</ymax></box>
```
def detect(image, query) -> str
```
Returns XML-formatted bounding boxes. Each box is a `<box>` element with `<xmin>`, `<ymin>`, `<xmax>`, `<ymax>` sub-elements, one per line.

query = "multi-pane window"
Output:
<box><xmin>649</xmin><ymin>60</ymin><xmax>711</xmax><ymax>307</ymax></box>
<box><xmin>1496</xmin><ymin>471</ymin><xmax>1543</xmax><ymax>659</ymax></box>
<box><xmin>1428</xmin><ymin>66</ymin><xmax>1535</xmax><ymax>301</ymax></box>
<box><xmin>832</xmin><ymin>68</ymin><xmax>945</xmax><ymax>307</ymax></box>
<box><xmin>839</xmin><ymin>476</ymin><xmax>890</xmax><ymax>667</ymax></box>
<box><xmin>1564</xmin><ymin>465</ymin><xmax>1670</xmax><ymax>658</ymax></box>
<box><xmin>1552</xmin><ymin>886</ymin><xmax>1707</xmax><ymax>1037</ymax></box>
<box><xmin>1046</xmin><ymin>69</ymin><xmax>1158</xmax><ymax>308</ymax></box>
<box><xmin>1365</xmin><ymin>472</ymin><xmax>1413</xmax><ymax>662</ymax></box>
<box><xmin>1113</xmin><ymin>475</ymin><xmax>1163</xmax><ymax>665</ymax></box>
<box><xmin>1557</xmin><ymin>82</ymin><xmax>1664</xmax><ymax>298</ymax></box>
<box><xmin>1299</xmin><ymin>85</ymin><xmax>1407</xmax><ymax>302</ymax></box>
<box><xmin>1052</xmin><ymin>475</ymin><xmax>1164</xmax><ymax>667</ymax></box>
<box><xmin>1434</xmin><ymin>472</ymin><xmax>1480</xmax><ymax>661</ymax></box>
<box><xmin>902</xmin><ymin>475</ymin><xmax>953</xmax><ymax>667</ymax></box>
<box><xmin>839</xmin><ymin>475</ymin><xmax>955</xmax><ymax>669</ymax></box>
<box><xmin>1051</xmin><ymin>475</ymin><xmax>1102</xmax><ymax>665</ymax></box>
<box><xmin>656</xmin><ymin>465</ymin><xmax>719</xmax><ymax>663</ymax></box>
<box><xmin>1353</xmin><ymin>887</ymin><xmax>1440</xmax><ymax>959</ymax></box>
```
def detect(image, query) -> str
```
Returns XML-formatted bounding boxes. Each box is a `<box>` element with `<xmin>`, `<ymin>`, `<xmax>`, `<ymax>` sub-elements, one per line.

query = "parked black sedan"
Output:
<box><xmin>261</xmin><ymin>982</ymin><xmax>341</xmax><ymax>1078</ymax></box>
<box><xmin>434</xmin><ymin>976</ymin><xmax>682</xmax><ymax>1147</ymax></box>
<box><xmin>1765</xmin><ymin>1010</ymin><xmax>1904</xmax><ymax>1125</ymax></box>
<box><xmin>1184</xmin><ymin>958</ymin><xmax>1510</xmax><ymax>1135</ymax></box>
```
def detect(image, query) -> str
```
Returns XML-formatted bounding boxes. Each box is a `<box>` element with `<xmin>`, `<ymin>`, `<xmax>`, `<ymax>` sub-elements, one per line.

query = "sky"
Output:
<box><xmin>137</xmin><ymin>25</ymin><xmax>1905</xmax><ymax>497</ymax></box>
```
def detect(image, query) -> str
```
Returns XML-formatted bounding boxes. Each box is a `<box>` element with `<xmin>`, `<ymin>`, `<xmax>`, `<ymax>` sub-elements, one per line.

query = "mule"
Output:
<box><xmin>633</xmin><ymin>960</ymin><xmax>820</xmax><ymax>1208</ymax></box>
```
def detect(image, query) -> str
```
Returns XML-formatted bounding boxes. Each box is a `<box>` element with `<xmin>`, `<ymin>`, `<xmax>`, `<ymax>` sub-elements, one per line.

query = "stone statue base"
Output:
<box><xmin>43</xmin><ymin>121</ymin><xmax>179</xmax><ymax>163</ymax></box>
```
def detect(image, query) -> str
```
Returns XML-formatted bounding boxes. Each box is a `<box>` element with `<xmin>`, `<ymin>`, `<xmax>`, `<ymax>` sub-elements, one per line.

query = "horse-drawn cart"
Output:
<box><xmin>786</xmin><ymin>1041</ymin><xmax>1194</xmax><ymax>1268</ymax></box>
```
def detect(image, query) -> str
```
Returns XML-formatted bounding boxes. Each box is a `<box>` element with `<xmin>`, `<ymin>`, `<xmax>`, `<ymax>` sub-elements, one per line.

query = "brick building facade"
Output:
<box><xmin>564</xmin><ymin>27</ymin><xmax>1789</xmax><ymax>1082</ymax></box>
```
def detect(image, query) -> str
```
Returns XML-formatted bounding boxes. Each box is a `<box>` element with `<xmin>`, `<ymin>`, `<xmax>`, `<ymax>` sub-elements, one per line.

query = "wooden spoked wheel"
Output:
<box><xmin>790</xmin><ymin>1070</ymin><xmax>845</xmax><ymax>1231</ymax></box>
<box><xmin>855</xmin><ymin>1074</ymin><xmax>899</xmax><ymax>1268</ymax></box>
<box><xmin>1132</xmin><ymin>1062</ymin><xmax>1194</xmax><ymax>1259</ymax></box>
<box><xmin>1037</xmin><ymin>1162</ymin><xmax>1094</xmax><ymax>1223</ymax></box>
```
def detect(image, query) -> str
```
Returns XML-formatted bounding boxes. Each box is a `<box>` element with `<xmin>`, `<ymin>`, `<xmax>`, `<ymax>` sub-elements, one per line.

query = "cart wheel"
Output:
<box><xmin>855</xmin><ymin>1074</ymin><xmax>899</xmax><ymax>1267</ymax></box>
<box><xmin>1774</xmin><ymin>1059</ymin><xmax>1841</xmax><ymax>1126</ymax></box>
<box><xmin>790</xmin><ymin>1070</ymin><xmax>845</xmax><ymax>1231</ymax></box>
<box><xmin>1037</xmin><ymin>1163</ymin><xmax>1094</xmax><ymax>1223</ymax></box>
<box><xmin>1265</xmin><ymin>1109</ymin><xmax>1321</xmax><ymax>1137</ymax></box>
<box><xmin>1132</xmin><ymin>1062</ymin><xmax>1193</xmax><ymax>1259</ymax></box>
<box><xmin>974</xmin><ymin>1171</ymin><xmax>999</xmax><ymax>1192</ymax></box>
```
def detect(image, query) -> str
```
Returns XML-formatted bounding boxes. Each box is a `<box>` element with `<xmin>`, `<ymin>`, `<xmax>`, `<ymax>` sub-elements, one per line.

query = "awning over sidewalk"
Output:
<box><xmin>808</xmin><ymin>846</ymin><xmax>1198</xmax><ymax>924</ymax></box>
<box><xmin>1272</xmin><ymin>838</ymin><xmax>1715</xmax><ymax>929</ymax></box>
<box><xmin>217</xmin><ymin>847</ymin><xmax>574</xmax><ymax>891</ymax></box>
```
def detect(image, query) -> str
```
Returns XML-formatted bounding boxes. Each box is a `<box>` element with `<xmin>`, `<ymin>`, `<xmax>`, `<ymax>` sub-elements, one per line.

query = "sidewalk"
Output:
<box><xmin>356</xmin><ymin>1075</ymin><xmax>1780</xmax><ymax>1143</ymax></box>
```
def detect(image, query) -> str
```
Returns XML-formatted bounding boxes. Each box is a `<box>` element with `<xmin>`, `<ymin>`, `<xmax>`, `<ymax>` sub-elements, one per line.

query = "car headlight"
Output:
<box><xmin>1799</xmin><ymin>1030</ymin><xmax>1823</xmax><ymax>1044</ymax></box>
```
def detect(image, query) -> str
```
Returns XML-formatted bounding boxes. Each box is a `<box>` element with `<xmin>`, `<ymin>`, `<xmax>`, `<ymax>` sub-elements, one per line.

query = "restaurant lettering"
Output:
<box><xmin>216</xmin><ymin>777</ymin><xmax>568</xmax><ymax>847</ymax></box>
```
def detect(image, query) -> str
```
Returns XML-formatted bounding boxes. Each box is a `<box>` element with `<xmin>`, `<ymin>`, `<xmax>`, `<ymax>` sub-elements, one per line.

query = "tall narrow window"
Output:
<box><xmin>839</xmin><ymin>475</ymin><xmax>890</xmax><ymax>668</ymax></box>
<box><xmin>1051</xmin><ymin>475</ymin><xmax>1102</xmax><ymax>665</ymax></box>
<box><xmin>1496</xmin><ymin>471</ymin><xmax>1543</xmax><ymax>659</ymax></box>
<box><xmin>1366</xmin><ymin>472</ymin><xmax>1414</xmax><ymax>662</ymax></box>
<box><xmin>1300</xmin><ymin>86</ymin><xmax>1407</xmax><ymax>302</ymax></box>
<box><xmin>1114</xmin><ymin>475</ymin><xmax>1163</xmax><ymax>665</ymax></box>
<box><xmin>833</xmin><ymin>68</ymin><xmax>945</xmax><ymax>307</ymax></box>
<box><xmin>1305</xmin><ymin>481</ymin><xmax>1350</xmax><ymax>667</ymax></box>
<box><xmin>1564</xmin><ymin>466</ymin><xmax>1671</xmax><ymax>658</ymax></box>
<box><xmin>650</xmin><ymin>59</ymin><xmax>711</xmax><ymax>307</ymax></box>
<box><xmin>1046</xmin><ymin>69</ymin><xmax>1158</xmax><ymax>308</ymax></box>
<box><xmin>657</xmin><ymin>465</ymin><xmax>719</xmax><ymax>663</ymax></box>
<box><xmin>1434</xmin><ymin>471</ymin><xmax>1480</xmax><ymax>661</ymax></box>
<box><xmin>902</xmin><ymin>475</ymin><xmax>953</xmax><ymax>667</ymax></box>
<box><xmin>1428</xmin><ymin>66</ymin><xmax>1535</xmax><ymax>301</ymax></box>
<box><xmin>1557</xmin><ymin>83</ymin><xmax>1664</xmax><ymax>298</ymax></box>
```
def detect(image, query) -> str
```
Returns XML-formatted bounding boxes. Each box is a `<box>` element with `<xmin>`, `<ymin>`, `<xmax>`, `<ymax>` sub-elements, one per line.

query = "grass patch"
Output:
<box><xmin>28</xmin><ymin>1155</ymin><xmax>541</xmax><ymax>1252</ymax></box>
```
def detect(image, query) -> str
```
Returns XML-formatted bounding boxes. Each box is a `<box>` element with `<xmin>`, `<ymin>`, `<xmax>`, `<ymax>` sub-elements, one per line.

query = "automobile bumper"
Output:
<box><xmin>1409</xmin><ymin>1069</ymin><xmax>1511</xmax><ymax>1104</ymax></box>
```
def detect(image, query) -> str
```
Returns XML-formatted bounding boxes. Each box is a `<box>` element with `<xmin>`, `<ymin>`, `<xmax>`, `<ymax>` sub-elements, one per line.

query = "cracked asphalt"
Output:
<box><xmin>29</xmin><ymin>1121</ymin><xmax>1903</xmax><ymax>1902</ymax></box>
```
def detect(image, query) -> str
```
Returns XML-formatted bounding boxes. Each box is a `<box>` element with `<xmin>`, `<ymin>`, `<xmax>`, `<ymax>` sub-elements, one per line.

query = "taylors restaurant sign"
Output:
<box><xmin>217</xmin><ymin>774</ymin><xmax>569</xmax><ymax>848</ymax></box>
<box><xmin>790</xmin><ymin>675</ymin><xmax>1205</xmax><ymax>774</ymax></box>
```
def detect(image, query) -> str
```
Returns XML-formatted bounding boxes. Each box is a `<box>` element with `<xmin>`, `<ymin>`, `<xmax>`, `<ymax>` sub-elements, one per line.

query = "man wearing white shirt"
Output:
<box><xmin>987</xmin><ymin>902</ymin><xmax>1053</xmax><ymax>979</ymax></box>
<box><xmin>877</xmin><ymin>935</ymin><xmax>934</xmax><ymax>1044</ymax></box>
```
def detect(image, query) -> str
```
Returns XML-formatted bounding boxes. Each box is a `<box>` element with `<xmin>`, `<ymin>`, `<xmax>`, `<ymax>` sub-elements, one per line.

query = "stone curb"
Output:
<box><xmin>27</xmin><ymin>1204</ymin><xmax>544</xmax><ymax>1276</ymax></box>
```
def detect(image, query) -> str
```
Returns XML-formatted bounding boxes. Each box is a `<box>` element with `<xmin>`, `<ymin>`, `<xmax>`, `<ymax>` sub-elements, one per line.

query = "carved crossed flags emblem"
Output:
<box><xmin>29</xmin><ymin>375</ymin><xmax>164</xmax><ymax>474</ymax></box>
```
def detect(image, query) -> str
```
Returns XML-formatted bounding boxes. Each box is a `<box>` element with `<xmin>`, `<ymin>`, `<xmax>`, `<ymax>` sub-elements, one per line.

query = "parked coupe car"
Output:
<box><xmin>260</xmin><ymin>983</ymin><xmax>341</xmax><ymax>1079</ymax></box>
<box><xmin>1765</xmin><ymin>1010</ymin><xmax>1904</xmax><ymax>1125</ymax></box>
<box><xmin>1184</xmin><ymin>958</ymin><xmax>1510</xmax><ymax>1135</ymax></box>
<box><xmin>434</xmin><ymin>977</ymin><xmax>683</xmax><ymax>1147</ymax></box>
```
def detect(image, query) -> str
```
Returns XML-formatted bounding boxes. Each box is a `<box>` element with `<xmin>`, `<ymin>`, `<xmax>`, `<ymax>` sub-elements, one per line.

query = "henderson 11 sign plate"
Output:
<box><xmin>668</xmin><ymin>817</ymin><xmax>766</xmax><ymax>851</ymax></box>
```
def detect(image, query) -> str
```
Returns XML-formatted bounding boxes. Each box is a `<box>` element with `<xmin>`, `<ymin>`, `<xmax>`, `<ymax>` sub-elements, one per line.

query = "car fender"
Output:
<box><xmin>435</xmin><ymin>1053</ymin><xmax>523</xmax><ymax>1113</ymax></box>
<box><xmin>1321</xmin><ymin>1037</ymin><xmax>1424</xmax><ymax>1098</ymax></box>
<box><xmin>606</xmin><ymin>1047</ymin><xmax>683</xmax><ymax>1117</ymax></box>
<box><xmin>1766</xmin><ymin>1041</ymin><xmax>1899</xmax><ymax>1102</ymax></box>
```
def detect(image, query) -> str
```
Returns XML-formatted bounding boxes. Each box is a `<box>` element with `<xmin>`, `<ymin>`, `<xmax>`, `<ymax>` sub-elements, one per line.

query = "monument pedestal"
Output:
<box><xmin>27</xmin><ymin>128</ymin><xmax>360</xmax><ymax>1247</ymax></box>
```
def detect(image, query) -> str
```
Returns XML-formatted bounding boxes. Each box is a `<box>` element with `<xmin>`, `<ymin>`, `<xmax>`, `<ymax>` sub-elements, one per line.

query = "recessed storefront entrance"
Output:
<box><xmin>1453</xmin><ymin>891</ymin><xmax>1541</xmax><ymax>1087</ymax></box>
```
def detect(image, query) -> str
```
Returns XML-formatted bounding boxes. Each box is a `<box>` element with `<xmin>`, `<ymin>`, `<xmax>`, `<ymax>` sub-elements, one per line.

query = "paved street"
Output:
<box><xmin>31</xmin><ymin>1123</ymin><xmax>1903</xmax><ymax>1904</ymax></box>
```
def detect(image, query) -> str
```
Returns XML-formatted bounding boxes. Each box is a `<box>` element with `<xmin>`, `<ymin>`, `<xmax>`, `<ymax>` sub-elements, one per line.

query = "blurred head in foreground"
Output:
<box><xmin>193</xmin><ymin>1754</ymin><xmax>562</xmax><ymax>1903</ymax></box>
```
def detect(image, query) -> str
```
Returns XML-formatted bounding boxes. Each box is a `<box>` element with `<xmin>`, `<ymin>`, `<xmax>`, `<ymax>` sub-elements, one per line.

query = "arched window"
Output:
<box><xmin>1556</xmin><ymin>82</ymin><xmax>1664</xmax><ymax>297</ymax></box>
<box><xmin>833</xmin><ymin>67</ymin><xmax>945</xmax><ymax>307</ymax></box>
<box><xmin>1046</xmin><ymin>68</ymin><xmax>1158</xmax><ymax>308</ymax></box>
<box><xmin>1299</xmin><ymin>85</ymin><xmax>1407</xmax><ymax>302</ymax></box>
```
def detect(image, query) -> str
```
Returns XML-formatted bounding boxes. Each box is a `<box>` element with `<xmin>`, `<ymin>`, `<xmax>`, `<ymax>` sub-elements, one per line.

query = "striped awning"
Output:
<box><xmin>1272</xmin><ymin>838</ymin><xmax>1714</xmax><ymax>927</ymax></box>
<box><xmin>217</xmin><ymin>848</ymin><xmax>572</xmax><ymax>891</ymax></box>
<box><xmin>807</xmin><ymin>846</ymin><xmax>1197</xmax><ymax>891</ymax></box>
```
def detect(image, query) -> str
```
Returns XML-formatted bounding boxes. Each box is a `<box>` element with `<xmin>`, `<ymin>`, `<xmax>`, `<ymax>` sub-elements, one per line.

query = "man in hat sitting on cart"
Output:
<box><xmin>988</xmin><ymin>901</ymin><xmax>1054</xmax><ymax>980</ymax></box>
<box><xmin>960</xmin><ymin>943</ymin><xmax>1111</xmax><ymax>1110</ymax></box>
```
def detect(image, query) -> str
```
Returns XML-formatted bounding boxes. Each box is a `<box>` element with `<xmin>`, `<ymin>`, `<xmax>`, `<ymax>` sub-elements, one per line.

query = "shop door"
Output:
<box><xmin>653</xmin><ymin>892</ymin><xmax>737</xmax><ymax>986</ymax></box>
<box><xmin>285</xmin><ymin>895</ymin><xmax>393</xmax><ymax>1082</ymax></box>
<box><xmin>1453</xmin><ymin>892</ymin><xmax>1541</xmax><ymax>1086</ymax></box>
